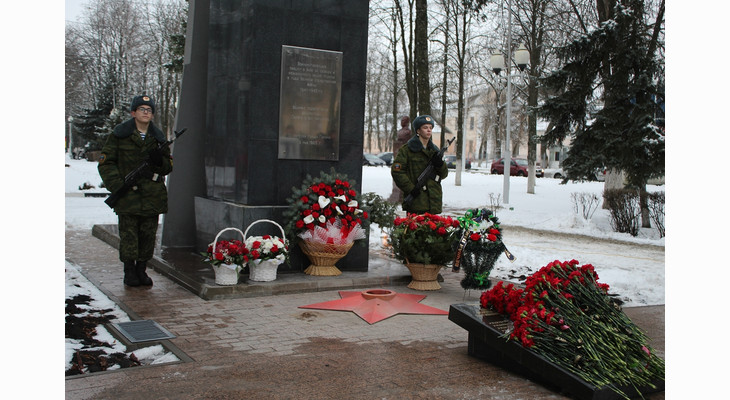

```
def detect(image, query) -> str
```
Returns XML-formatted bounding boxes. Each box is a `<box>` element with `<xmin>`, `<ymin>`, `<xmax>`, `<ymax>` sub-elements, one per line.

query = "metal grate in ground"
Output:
<box><xmin>111</xmin><ymin>320</ymin><xmax>176</xmax><ymax>343</ymax></box>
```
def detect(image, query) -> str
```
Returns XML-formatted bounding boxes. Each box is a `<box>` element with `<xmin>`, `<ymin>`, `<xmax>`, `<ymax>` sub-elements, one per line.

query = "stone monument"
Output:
<box><xmin>162</xmin><ymin>0</ymin><xmax>371</xmax><ymax>272</ymax></box>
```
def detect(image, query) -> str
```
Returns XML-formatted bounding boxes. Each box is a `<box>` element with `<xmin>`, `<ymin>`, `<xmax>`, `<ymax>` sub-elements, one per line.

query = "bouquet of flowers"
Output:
<box><xmin>284</xmin><ymin>169</ymin><xmax>369</xmax><ymax>246</ymax></box>
<box><xmin>388</xmin><ymin>213</ymin><xmax>459</xmax><ymax>265</ymax></box>
<box><xmin>480</xmin><ymin>260</ymin><xmax>665</xmax><ymax>399</ymax></box>
<box><xmin>202</xmin><ymin>238</ymin><xmax>247</xmax><ymax>271</ymax></box>
<box><xmin>452</xmin><ymin>208</ymin><xmax>506</xmax><ymax>290</ymax></box>
<box><xmin>244</xmin><ymin>234</ymin><xmax>288</xmax><ymax>263</ymax></box>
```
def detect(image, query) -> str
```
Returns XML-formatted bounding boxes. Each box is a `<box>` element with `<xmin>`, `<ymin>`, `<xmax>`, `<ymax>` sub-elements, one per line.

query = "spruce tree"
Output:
<box><xmin>73</xmin><ymin>69</ymin><xmax>119</xmax><ymax>151</ymax></box>
<box><xmin>539</xmin><ymin>0</ymin><xmax>664</xmax><ymax>188</ymax></box>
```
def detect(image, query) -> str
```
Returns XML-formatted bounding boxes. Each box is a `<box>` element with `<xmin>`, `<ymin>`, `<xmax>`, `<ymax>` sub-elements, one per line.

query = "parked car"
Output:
<box><xmin>490</xmin><ymin>158</ymin><xmax>529</xmax><ymax>176</ymax></box>
<box><xmin>535</xmin><ymin>163</ymin><xmax>544</xmax><ymax>178</ymax></box>
<box><xmin>546</xmin><ymin>167</ymin><xmax>605</xmax><ymax>181</ymax></box>
<box><xmin>363</xmin><ymin>153</ymin><xmax>386</xmax><ymax>166</ymax></box>
<box><xmin>377</xmin><ymin>152</ymin><xmax>393</xmax><ymax>166</ymax></box>
<box><xmin>443</xmin><ymin>155</ymin><xmax>471</xmax><ymax>169</ymax></box>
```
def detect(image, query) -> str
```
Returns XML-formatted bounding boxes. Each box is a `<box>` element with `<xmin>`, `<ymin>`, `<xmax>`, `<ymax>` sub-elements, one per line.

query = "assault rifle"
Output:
<box><xmin>402</xmin><ymin>136</ymin><xmax>456</xmax><ymax>208</ymax></box>
<box><xmin>104</xmin><ymin>128</ymin><xmax>187</xmax><ymax>208</ymax></box>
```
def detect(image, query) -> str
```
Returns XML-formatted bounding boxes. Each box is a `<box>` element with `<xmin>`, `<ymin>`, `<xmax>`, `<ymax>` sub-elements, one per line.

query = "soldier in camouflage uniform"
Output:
<box><xmin>98</xmin><ymin>95</ymin><xmax>173</xmax><ymax>287</ymax></box>
<box><xmin>391</xmin><ymin>115</ymin><xmax>448</xmax><ymax>214</ymax></box>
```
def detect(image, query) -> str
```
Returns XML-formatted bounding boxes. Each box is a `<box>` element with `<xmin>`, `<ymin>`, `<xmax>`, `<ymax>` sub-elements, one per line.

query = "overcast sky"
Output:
<box><xmin>65</xmin><ymin>0</ymin><xmax>84</xmax><ymax>23</ymax></box>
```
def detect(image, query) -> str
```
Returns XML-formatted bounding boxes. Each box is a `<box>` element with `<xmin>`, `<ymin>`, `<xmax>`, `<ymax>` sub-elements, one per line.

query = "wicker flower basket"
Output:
<box><xmin>243</xmin><ymin>219</ymin><xmax>286</xmax><ymax>282</ymax></box>
<box><xmin>248</xmin><ymin>258</ymin><xmax>279</xmax><ymax>282</ymax></box>
<box><xmin>213</xmin><ymin>263</ymin><xmax>241</xmax><ymax>285</ymax></box>
<box><xmin>405</xmin><ymin>262</ymin><xmax>443</xmax><ymax>291</ymax></box>
<box><xmin>211</xmin><ymin>227</ymin><xmax>245</xmax><ymax>286</ymax></box>
<box><xmin>299</xmin><ymin>240</ymin><xmax>353</xmax><ymax>276</ymax></box>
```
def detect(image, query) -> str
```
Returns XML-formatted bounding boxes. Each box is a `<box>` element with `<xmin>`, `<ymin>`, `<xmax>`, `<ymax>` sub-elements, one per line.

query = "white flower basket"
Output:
<box><xmin>248</xmin><ymin>258</ymin><xmax>280</xmax><ymax>282</ymax></box>
<box><xmin>213</xmin><ymin>263</ymin><xmax>241</xmax><ymax>285</ymax></box>
<box><xmin>243</xmin><ymin>219</ymin><xmax>287</xmax><ymax>282</ymax></box>
<box><xmin>211</xmin><ymin>227</ymin><xmax>244</xmax><ymax>286</ymax></box>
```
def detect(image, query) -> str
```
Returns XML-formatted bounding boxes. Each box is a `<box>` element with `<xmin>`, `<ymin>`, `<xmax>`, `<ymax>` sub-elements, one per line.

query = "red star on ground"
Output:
<box><xmin>299</xmin><ymin>289</ymin><xmax>448</xmax><ymax>324</ymax></box>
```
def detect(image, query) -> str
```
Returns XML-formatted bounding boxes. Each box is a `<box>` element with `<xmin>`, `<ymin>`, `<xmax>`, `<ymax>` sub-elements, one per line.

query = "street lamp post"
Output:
<box><xmin>67</xmin><ymin>116</ymin><xmax>74</xmax><ymax>157</ymax></box>
<box><xmin>491</xmin><ymin>39</ymin><xmax>529</xmax><ymax>205</ymax></box>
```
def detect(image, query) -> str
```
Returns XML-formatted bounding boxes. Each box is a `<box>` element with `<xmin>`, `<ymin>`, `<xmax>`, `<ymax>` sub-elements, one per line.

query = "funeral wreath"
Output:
<box><xmin>283</xmin><ymin>169</ymin><xmax>369</xmax><ymax>246</ymax></box>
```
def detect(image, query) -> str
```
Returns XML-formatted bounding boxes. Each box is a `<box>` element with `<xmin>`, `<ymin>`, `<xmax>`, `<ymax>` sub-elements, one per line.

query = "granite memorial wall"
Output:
<box><xmin>164</xmin><ymin>0</ymin><xmax>370</xmax><ymax>272</ymax></box>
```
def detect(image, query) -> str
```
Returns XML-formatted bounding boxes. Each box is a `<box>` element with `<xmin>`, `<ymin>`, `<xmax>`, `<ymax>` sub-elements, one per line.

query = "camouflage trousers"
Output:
<box><xmin>118</xmin><ymin>214</ymin><xmax>159</xmax><ymax>263</ymax></box>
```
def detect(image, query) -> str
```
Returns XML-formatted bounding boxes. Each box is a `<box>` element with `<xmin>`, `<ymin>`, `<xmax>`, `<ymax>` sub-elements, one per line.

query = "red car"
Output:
<box><xmin>490</xmin><ymin>158</ymin><xmax>529</xmax><ymax>176</ymax></box>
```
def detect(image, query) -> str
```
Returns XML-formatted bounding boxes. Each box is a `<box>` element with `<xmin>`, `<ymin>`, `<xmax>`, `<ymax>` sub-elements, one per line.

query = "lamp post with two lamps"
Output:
<box><xmin>490</xmin><ymin>42</ymin><xmax>529</xmax><ymax>205</ymax></box>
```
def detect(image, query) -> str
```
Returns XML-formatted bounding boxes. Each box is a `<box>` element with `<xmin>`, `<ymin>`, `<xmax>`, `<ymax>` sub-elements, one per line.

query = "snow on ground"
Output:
<box><xmin>65</xmin><ymin>155</ymin><xmax>666</xmax><ymax>305</ymax></box>
<box><xmin>360</xmin><ymin>164</ymin><xmax>665</xmax><ymax>307</ymax></box>
<box><xmin>63</xmin><ymin>155</ymin><xmax>667</xmax><ymax>371</ymax></box>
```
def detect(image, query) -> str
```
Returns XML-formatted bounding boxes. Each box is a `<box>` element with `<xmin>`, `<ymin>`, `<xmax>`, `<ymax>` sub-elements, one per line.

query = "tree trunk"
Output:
<box><xmin>415</xmin><ymin>0</ymin><xmax>430</xmax><ymax>115</ymax></box>
<box><xmin>639</xmin><ymin>185</ymin><xmax>651</xmax><ymax>228</ymax></box>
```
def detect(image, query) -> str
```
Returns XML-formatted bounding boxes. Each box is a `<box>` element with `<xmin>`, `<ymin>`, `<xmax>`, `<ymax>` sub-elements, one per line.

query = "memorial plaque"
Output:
<box><xmin>278</xmin><ymin>45</ymin><xmax>343</xmax><ymax>160</ymax></box>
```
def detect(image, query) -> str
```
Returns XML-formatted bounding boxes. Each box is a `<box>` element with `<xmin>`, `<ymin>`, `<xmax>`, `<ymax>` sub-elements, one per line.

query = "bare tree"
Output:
<box><xmin>65</xmin><ymin>0</ymin><xmax>187</xmax><ymax>144</ymax></box>
<box><xmin>414</xmin><ymin>0</ymin><xmax>431</xmax><ymax>115</ymax></box>
<box><xmin>394</xmin><ymin>0</ymin><xmax>418</xmax><ymax>121</ymax></box>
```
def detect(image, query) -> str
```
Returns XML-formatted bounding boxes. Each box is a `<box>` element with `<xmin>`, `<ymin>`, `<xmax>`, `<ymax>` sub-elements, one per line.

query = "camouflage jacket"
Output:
<box><xmin>98</xmin><ymin>118</ymin><xmax>172</xmax><ymax>216</ymax></box>
<box><xmin>391</xmin><ymin>135</ymin><xmax>448</xmax><ymax>214</ymax></box>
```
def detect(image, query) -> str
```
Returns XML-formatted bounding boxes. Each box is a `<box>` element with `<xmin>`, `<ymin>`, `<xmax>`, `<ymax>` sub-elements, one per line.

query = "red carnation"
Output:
<box><xmin>470</xmin><ymin>233</ymin><xmax>481</xmax><ymax>241</ymax></box>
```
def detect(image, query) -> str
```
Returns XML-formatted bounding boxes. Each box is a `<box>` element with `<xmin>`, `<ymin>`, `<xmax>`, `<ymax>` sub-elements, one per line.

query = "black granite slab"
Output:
<box><xmin>448</xmin><ymin>303</ymin><xmax>664</xmax><ymax>400</ymax></box>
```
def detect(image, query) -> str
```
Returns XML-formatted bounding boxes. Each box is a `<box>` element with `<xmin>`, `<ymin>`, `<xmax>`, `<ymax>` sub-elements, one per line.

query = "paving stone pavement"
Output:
<box><xmin>65</xmin><ymin>228</ymin><xmax>664</xmax><ymax>400</ymax></box>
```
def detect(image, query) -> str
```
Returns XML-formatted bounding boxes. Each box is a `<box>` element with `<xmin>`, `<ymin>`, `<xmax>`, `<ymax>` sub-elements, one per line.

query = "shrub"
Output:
<box><xmin>571</xmin><ymin>192</ymin><xmax>601</xmax><ymax>220</ymax></box>
<box><xmin>603</xmin><ymin>189</ymin><xmax>640</xmax><ymax>236</ymax></box>
<box><xmin>488</xmin><ymin>192</ymin><xmax>502</xmax><ymax>213</ymax></box>
<box><xmin>647</xmin><ymin>191</ymin><xmax>665</xmax><ymax>238</ymax></box>
<box><xmin>361</xmin><ymin>192</ymin><xmax>398</xmax><ymax>230</ymax></box>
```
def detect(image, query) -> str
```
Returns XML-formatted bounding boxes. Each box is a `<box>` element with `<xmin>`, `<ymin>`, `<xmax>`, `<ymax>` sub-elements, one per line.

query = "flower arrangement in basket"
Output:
<box><xmin>452</xmin><ymin>208</ymin><xmax>507</xmax><ymax>290</ymax></box>
<box><xmin>389</xmin><ymin>213</ymin><xmax>459</xmax><ymax>290</ymax></box>
<box><xmin>388</xmin><ymin>213</ymin><xmax>459</xmax><ymax>266</ymax></box>
<box><xmin>283</xmin><ymin>169</ymin><xmax>369</xmax><ymax>276</ymax></box>
<box><xmin>201</xmin><ymin>228</ymin><xmax>247</xmax><ymax>285</ymax></box>
<box><xmin>480</xmin><ymin>259</ymin><xmax>665</xmax><ymax>399</ymax></box>
<box><xmin>243</xmin><ymin>219</ymin><xmax>289</xmax><ymax>282</ymax></box>
<box><xmin>244</xmin><ymin>235</ymin><xmax>288</xmax><ymax>263</ymax></box>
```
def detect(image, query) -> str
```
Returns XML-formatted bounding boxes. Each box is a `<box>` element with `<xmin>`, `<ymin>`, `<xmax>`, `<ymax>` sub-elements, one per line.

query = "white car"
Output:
<box><xmin>545</xmin><ymin>167</ymin><xmax>605</xmax><ymax>182</ymax></box>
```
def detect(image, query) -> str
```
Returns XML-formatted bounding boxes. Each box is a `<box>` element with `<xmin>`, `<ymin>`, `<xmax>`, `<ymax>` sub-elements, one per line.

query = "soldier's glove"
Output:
<box><xmin>148</xmin><ymin>148</ymin><xmax>163</xmax><ymax>167</ymax></box>
<box><xmin>431</xmin><ymin>152</ymin><xmax>444</xmax><ymax>168</ymax></box>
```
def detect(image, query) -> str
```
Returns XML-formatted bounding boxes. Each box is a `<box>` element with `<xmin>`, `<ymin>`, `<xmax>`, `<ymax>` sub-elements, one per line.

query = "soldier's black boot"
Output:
<box><xmin>136</xmin><ymin>261</ymin><xmax>153</xmax><ymax>286</ymax></box>
<box><xmin>124</xmin><ymin>262</ymin><xmax>141</xmax><ymax>286</ymax></box>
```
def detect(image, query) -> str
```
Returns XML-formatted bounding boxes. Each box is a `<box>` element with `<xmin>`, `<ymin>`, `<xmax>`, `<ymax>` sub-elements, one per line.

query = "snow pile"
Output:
<box><xmin>65</xmin><ymin>261</ymin><xmax>180</xmax><ymax>373</ymax></box>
